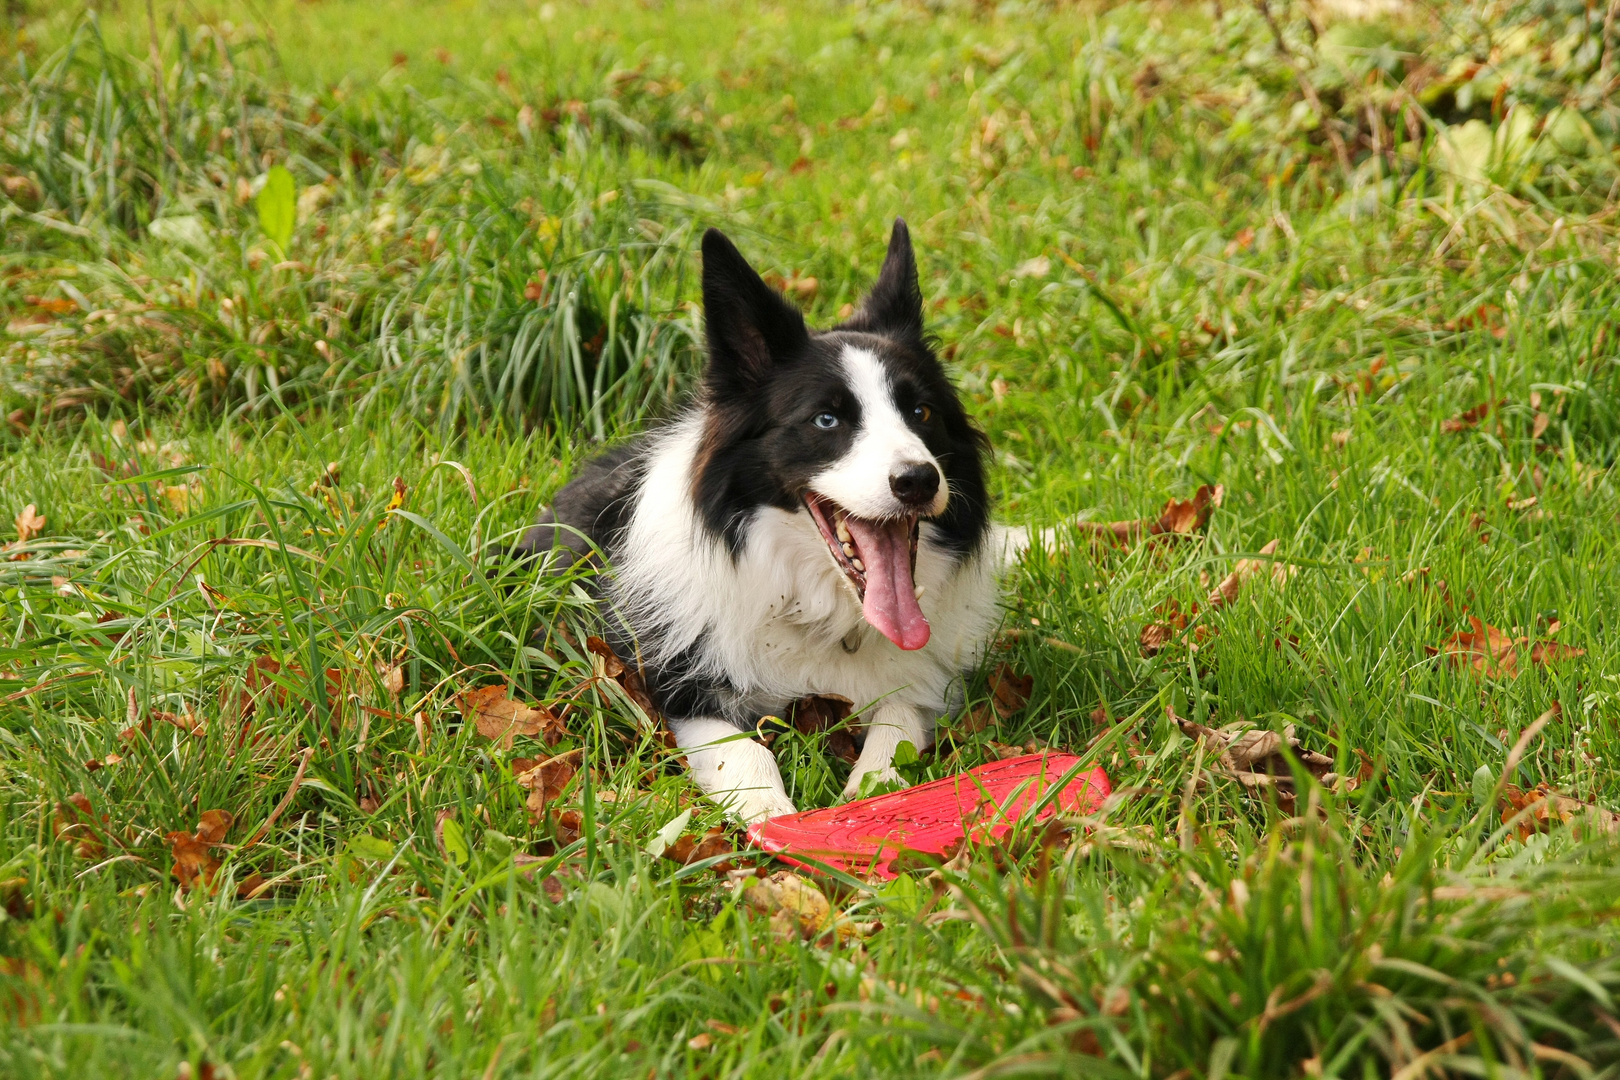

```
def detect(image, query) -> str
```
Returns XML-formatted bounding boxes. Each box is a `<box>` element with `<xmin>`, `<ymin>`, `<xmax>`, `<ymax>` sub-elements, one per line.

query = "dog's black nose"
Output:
<box><xmin>890</xmin><ymin>462</ymin><xmax>941</xmax><ymax>508</ymax></box>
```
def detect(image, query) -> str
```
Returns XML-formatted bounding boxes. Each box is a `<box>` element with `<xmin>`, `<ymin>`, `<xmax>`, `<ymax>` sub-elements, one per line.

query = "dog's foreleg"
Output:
<box><xmin>670</xmin><ymin>717</ymin><xmax>797</xmax><ymax>824</ymax></box>
<box><xmin>843</xmin><ymin>703</ymin><xmax>932</xmax><ymax>799</ymax></box>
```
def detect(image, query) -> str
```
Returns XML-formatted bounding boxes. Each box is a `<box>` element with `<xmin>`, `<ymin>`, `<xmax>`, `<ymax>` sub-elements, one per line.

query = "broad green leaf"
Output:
<box><xmin>256</xmin><ymin>165</ymin><xmax>297</xmax><ymax>252</ymax></box>
<box><xmin>438</xmin><ymin>816</ymin><xmax>469</xmax><ymax>867</ymax></box>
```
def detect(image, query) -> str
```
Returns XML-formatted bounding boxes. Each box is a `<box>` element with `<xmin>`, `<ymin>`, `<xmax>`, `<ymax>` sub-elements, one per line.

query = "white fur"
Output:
<box><xmin>605</xmin><ymin>350</ymin><xmax>1043</xmax><ymax>824</ymax></box>
<box><xmin>807</xmin><ymin>347</ymin><xmax>949</xmax><ymax>520</ymax></box>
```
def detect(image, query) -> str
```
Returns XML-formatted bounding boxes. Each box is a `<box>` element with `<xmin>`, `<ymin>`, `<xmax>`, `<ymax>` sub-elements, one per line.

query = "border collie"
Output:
<box><xmin>515</xmin><ymin>221</ymin><xmax>1042</xmax><ymax>823</ymax></box>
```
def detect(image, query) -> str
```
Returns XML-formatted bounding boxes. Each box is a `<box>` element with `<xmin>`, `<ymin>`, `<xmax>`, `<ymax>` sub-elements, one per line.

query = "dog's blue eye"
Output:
<box><xmin>812</xmin><ymin>412</ymin><xmax>838</xmax><ymax>429</ymax></box>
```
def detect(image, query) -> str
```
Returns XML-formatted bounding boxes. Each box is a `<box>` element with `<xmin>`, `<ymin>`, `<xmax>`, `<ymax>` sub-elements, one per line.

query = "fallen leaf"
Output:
<box><xmin>1528</xmin><ymin>640</ymin><xmax>1586</xmax><ymax>664</ymax></box>
<box><xmin>988</xmin><ymin>664</ymin><xmax>1033</xmax><ymax>718</ymax></box>
<box><xmin>167</xmin><ymin>832</ymin><xmax>220</xmax><ymax>891</ymax></box>
<box><xmin>687</xmin><ymin>1033</ymin><xmax>712</xmax><ymax>1051</ymax></box>
<box><xmin>1501</xmin><ymin>783</ymin><xmax>1620</xmax><ymax>842</ymax></box>
<box><xmin>52</xmin><ymin>793</ymin><xmax>105</xmax><ymax>859</ymax></box>
<box><xmin>1531</xmin><ymin>412</ymin><xmax>1551</xmax><ymax>440</ymax></box>
<box><xmin>1207</xmin><ymin>539</ymin><xmax>1285</xmax><ymax>609</ymax></box>
<box><xmin>1441</xmin><ymin>400</ymin><xmax>1500</xmax><ymax>433</ymax></box>
<box><xmin>662</xmin><ymin>827</ymin><xmax>737</xmax><ymax>872</ymax></box>
<box><xmin>1174</xmin><ymin>711</ymin><xmax>1342</xmax><ymax>812</ymax></box>
<box><xmin>516</xmin><ymin>748</ymin><xmax>583</xmax><ymax>818</ymax></box>
<box><xmin>378</xmin><ymin>660</ymin><xmax>404</xmax><ymax>697</ymax></box>
<box><xmin>377</xmin><ymin>477</ymin><xmax>406</xmax><ymax>528</ymax></box>
<box><xmin>195</xmin><ymin>809</ymin><xmax>234</xmax><ymax>844</ymax></box>
<box><xmin>1078</xmin><ymin>484</ymin><xmax>1223</xmax><ymax>546</ymax></box>
<box><xmin>14</xmin><ymin>504</ymin><xmax>44</xmax><ymax>543</ymax></box>
<box><xmin>584</xmin><ymin>636</ymin><xmax>625</xmax><ymax>677</ymax></box>
<box><xmin>458</xmin><ymin>684</ymin><xmax>566</xmax><ymax>749</ymax></box>
<box><xmin>788</xmin><ymin>694</ymin><xmax>852</xmax><ymax>734</ymax></box>
<box><xmin>739</xmin><ymin>871</ymin><xmax>832</xmax><ymax>940</ymax></box>
<box><xmin>1152</xmin><ymin>484</ymin><xmax>1223</xmax><ymax>535</ymax></box>
<box><xmin>1427</xmin><ymin>617</ymin><xmax>1584</xmax><ymax>677</ymax></box>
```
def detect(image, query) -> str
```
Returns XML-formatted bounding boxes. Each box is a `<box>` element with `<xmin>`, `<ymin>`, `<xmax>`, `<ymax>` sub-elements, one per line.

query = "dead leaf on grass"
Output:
<box><xmin>1501</xmin><ymin>783</ymin><xmax>1620</xmax><ymax>841</ymax></box>
<box><xmin>661</xmin><ymin>827</ymin><xmax>737</xmax><ymax>872</ymax></box>
<box><xmin>14</xmin><ymin>504</ymin><xmax>44</xmax><ymax>543</ymax></box>
<box><xmin>167</xmin><ymin>810</ymin><xmax>234</xmax><ymax>891</ymax></box>
<box><xmin>458</xmin><ymin>684</ymin><xmax>567</xmax><ymax>749</ymax></box>
<box><xmin>1441</xmin><ymin>400</ymin><xmax>1501</xmax><ymax>433</ymax></box>
<box><xmin>1427</xmin><ymin>617</ymin><xmax>1585</xmax><ymax>677</ymax></box>
<box><xmin>515</xmin><ymin>748</ymin><xmax>583</xmax><ymax>818</ymax></box>
<box><xmin>1079</xmin><ymin>484</ymin><xmax>1223</xmax><ymax>545</ymax></box>
<box><xmin>1174</xmin><ymin>711</ymin><xmax>1349</xmax><ymax>813</ymax></box>
<box><xmin>1207</xmin><ymin>539</ymin><xmax>1288</xmax><ymax>609</ymax></box>
<box><xmin>52</xmin><ymin>793</ymin><xmax>105</xmax><ymax>859</ymax></box>
<box><xmin>787</xmin><ymin>694</ymin><xmax>858</xmax><ymax>761</ymax></box>
<box><xmin>737</xmin><ymin>871</ymin><xmax>872</xmax><ymax>942</ymax></box>
<box><xmin>988</xmin><ymin>663</ymin><xmax>1033</xmax><ymax>719</ymax></box>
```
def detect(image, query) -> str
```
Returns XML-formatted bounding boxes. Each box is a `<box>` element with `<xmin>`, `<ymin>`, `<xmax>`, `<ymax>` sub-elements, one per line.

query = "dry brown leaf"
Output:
<box><xmin>786</xmin><ymin>694</ymin><xmax>859</xmax><ymax>759</ymax></box>
<box><xmin>1078</xmin><ymin>483</ymin><xmax>1223</xmax><ymax>547</ymax></box>
<box><xmin>585</xmin><ymin>636</ymin><xmax>625</xmax><ymax>678</ymax></box>
<box><xmin>988</xmin><ymin>664</ymin><xmax>1033</xmax><ymax>719</ymax></box>
<box><xmin>195</xmin><ymin>809</ymin><xmax>234</xmax><ymax>845</ymax></box>
<box><xmin>1207</xmin><ymin>539</ymin><xmax>1284</xmax><ymax>609</ymax></box>
<box><xmin>1427</xmin><ymin>617</ymin><xmax>1584</xmax><ymax>677</ymax></box>
<box><xmin>52</xmin><ymin>793</ymin><xmax>104</xmax><ymax>859</ymax></box>
<box><xmin>1531</xmin><ymin>412</ymin><xmax>1551</xmax><ymax>440</ymax></box>
<box><xmin>788</xmin><ymin>694</ymin><xmax>852</xmax><ymax>734</ymax></box>
<box><xmin>662</xmin><ymin>827</ymin><xmax>736</xmax><ymax>872</ymax></box>
<box><xmin>1174</xmin><ymin>712</ymin><xmax>1341</xmax><ymax>812</ymax></box>
<box><xmin>1501</xmin><ymin>783</ymin><xmax>1620</xmax><ymax>842</ymax></box>
<box><xmin>167</xmin><ymin>832</ymin><xmax>220</xmax><ymax>891</ymax></box>
<box><xmin>379</xmin><ymin>661</ymin><xmax>404</xmax><ymax>697</ymax></box>
<box><xmin>1441</xmin><ymin>400</ymin><xmax>1499</xmax><ymax>433</ymax></box>
<box><xmin>517</xmin><ymin>748</ymin><xmax>583</xmax><ymax>818</ymax></box>
<box><xmin>1153</xmin><ymin>484</ymin><xmax>1223</xmax><ymax>536</ymax></box>
<box><xmin>458</xmin><ymin>684</ymin><xmax>566</xmax><ymax>749</ymax></box>
<box><xmin>1528</xmin><ymin>640</ymin><xmax>1586</xmax><ymax>665</ymax></box>
<box><xmin>14</xmin><ymin>504</ymin><xmax>44</xmax><ymax>544</ymax></box>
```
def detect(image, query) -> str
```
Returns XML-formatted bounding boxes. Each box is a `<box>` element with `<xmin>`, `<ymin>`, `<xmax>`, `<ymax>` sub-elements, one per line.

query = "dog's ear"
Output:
<box><xmin>842</xmin><ymin>219</ymin><xmax>924</xmax><ymax>339</ymax></box>
<box><xmin>701</xmin><ymin>228</ymin><xmax>809</xmax><ymax>392</ymax></box>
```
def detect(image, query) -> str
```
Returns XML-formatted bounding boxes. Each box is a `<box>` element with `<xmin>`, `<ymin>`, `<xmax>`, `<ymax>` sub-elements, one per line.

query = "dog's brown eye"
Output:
<box><xmin>914</xmin><ymin>404</ymin><xmax>932</xmax><ymax>423</ymax></box>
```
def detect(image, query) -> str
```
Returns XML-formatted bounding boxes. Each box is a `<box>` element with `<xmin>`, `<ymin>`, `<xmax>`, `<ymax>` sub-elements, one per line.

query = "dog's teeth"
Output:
<box><xmin>835</xmin><ymin>519</ymin><xmax>851</xmax><ymax>543</ymax></box>
<box><xmin>841</xmin><ymin>542</ymin><xmax>856</xmax><ymax>558</ymax></box>
<box><xmin>852</xmin><ymin>558</ymin><xmax>865</xmax><ymax>572</ymax></box>
<box><xmin>914</xmin><ymin>585</ymin><xmax>926</xmax><ymax>599</ymax></box>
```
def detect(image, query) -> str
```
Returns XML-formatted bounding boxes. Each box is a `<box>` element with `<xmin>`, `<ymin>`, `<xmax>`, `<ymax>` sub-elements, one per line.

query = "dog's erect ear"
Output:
<box><xmin>701</xmin><ymin>228</ymin><xmax>809</xmax><ymax>391</ymax></box>
<box><xmin>842</xmin><ymin>219</ymin><xmax>924</xmax><ymax>338</ymax></box>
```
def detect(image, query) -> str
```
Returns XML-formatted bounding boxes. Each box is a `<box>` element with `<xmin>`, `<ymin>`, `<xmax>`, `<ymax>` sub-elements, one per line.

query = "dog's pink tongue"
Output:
<box><xmin>843</xmin><ymin>517</ymin><xmax>929</xmax><ymax>650</ymax></box>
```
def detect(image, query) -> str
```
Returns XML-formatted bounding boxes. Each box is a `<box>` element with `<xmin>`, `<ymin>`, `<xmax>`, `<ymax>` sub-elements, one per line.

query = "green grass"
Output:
<box><xmin>3</xmin><ymin>0</ymin><xmax>1620</xmax><ymax>1076</ymax></box>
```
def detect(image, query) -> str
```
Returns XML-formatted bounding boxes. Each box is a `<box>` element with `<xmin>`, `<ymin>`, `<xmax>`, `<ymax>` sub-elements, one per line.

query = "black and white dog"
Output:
<box><xmin>516</xmin><ymin>221</ymin><xmax>1044</xmax><ymax>823</ymax></box>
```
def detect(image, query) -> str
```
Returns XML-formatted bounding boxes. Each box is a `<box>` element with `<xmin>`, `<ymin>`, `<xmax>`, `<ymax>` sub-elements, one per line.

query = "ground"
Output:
<box><xmin>2</xmin><ymin>0</ymin><xmax>1620</xmax><ymax>1076</ymax></box>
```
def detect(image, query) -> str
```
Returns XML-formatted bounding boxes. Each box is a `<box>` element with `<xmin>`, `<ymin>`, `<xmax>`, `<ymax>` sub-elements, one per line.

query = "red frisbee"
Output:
<box><xmin>747</xmin><ymin>753</ymin><xmax>1110</xmax><ymax>880</ymax></box>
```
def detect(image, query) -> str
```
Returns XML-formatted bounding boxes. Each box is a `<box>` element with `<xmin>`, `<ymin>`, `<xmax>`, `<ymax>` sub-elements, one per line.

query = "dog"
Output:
<box><xmin>513</xmin><ymin>220</ymin><xmax>1048</xmax><ymax>823</ymax></box>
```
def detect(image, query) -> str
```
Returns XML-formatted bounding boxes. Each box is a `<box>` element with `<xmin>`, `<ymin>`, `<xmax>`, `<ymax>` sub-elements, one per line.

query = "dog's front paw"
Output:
<box><xmin>843</xmin><ymin>766</ymin><xmax>906</xmax><ymax>801</ymax></box>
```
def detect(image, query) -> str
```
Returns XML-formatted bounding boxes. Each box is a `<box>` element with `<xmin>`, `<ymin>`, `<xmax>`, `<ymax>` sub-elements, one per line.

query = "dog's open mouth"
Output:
<box><xmin>804</xmin><ymin>493</ymin><xmax>929</xmax><ymax>651</ymax></box>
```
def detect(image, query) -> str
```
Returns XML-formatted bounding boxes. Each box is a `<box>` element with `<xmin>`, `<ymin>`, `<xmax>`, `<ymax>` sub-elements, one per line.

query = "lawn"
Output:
<box><xmin>3</xmin><ymin>0</ymin><xmax>1620</xmax><ymax>1076</ymax></box>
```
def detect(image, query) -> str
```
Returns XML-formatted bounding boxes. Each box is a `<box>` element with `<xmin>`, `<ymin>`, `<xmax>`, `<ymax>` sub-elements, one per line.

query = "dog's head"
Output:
<box><xmin>692</xmin><ymin>220</ymin><xmax>989</xmax><ymax>651</ymax></box>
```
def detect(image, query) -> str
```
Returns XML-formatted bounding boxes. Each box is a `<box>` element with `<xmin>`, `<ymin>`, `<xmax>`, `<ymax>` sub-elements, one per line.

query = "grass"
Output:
<box><xmin>3</xmin><ymin>0</ymin><xmax>1620</xmax><ymax>1076</ymax></box>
